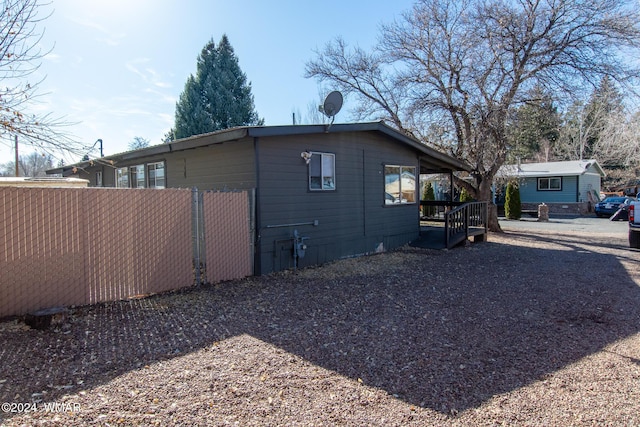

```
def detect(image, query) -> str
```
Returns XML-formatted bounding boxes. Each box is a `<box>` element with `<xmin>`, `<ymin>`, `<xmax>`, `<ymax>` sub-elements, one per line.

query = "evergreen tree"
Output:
<box><xmin>173</xmin><ymin>35</ymin><xmax>263</xmax><ymax>140</ymax></box>
<box><xmin>421</xmin><ymin>181</ymin><xmax>436</xmax><ymax>217</ymax></box>
<box><xmin>508</xmin><ymin>86</ymin><xmax>560</xmax><ymax>163</ymax></box>
<box><xmin>504</xmin><ymin>181</ymin><xmax>521</xmax><ymax>220</ymax></box>
<box><xmin>459</xmin><ymin>187</ymin><xmax>474</xmax><ymax>203</ymax></box>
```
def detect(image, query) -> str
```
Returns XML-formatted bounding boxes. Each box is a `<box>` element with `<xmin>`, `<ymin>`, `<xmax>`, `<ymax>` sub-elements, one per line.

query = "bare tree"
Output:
<box><xmin>0</xmin><ymin>0</ymin><xmax>87</xmax><ymax>161</ymax></box>
<box><xmin>1</xmin><ymin>151</ymin><xmax>53</xmax><ymax>176</ymax></box>
<box><xmin>557</xmin><ymin>77</ymin><xmax>625</xmax><ymax>162</ymax></box>
<box><xmin>593</xmin><ymin>110</ymin><xmax>640</xmax><ymax>188</ymax></box>
<box><xmin>306</xmin><ymin>0</ymin><xmax>640</xmax><ymax>230</ymax></box>
<box><xmin>128</xmin><ymin>136</ymin><xmax>150</xmax><ymax>151</ymax></box>
<box><xmin>291</xmin><ymin>87</ymin><xmax>331</xmax><ymax>125</ymax></box>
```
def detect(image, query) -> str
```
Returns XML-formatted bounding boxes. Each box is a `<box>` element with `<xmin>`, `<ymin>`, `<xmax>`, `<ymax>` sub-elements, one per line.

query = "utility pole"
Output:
<box><xmin>14</xmin><ymin>135</ymin><xmax>19</xmax><ymax>177</ymax></box>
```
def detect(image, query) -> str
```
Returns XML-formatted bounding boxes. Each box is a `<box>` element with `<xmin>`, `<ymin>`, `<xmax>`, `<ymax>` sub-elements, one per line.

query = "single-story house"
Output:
<box><xmin>496</xmin><ymin>159</ymin><xmax>605</xmax><ymax>214</ymax></box>
<box><xmin>48</xmin><ymin>121</ymin><xmax>469</xmax><ymax>274</ymax></box>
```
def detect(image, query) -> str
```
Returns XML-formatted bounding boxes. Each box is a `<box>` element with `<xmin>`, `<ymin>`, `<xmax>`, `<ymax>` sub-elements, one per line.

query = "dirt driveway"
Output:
<box><xmin>499</xmin><ymin>214</ymin><xmax>630</xmax><ymax>235</ymax></box>
<box><xmin>1</xmin><ymin>217</ymin><xmax>639</xmax><ymax>426</ymax></box>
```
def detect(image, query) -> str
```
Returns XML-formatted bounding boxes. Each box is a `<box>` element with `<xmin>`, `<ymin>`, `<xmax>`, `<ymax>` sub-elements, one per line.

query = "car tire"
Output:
<box><xmin>630</xmin><ymin>230</ymin><xmax>640</xmax><ymax>249</ymax></box>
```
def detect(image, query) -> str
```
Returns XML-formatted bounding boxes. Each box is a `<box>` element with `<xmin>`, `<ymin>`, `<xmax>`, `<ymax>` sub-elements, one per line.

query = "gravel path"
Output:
<box><xmin>1</xmin><ymin>219</ymin><xmax>639</xmax><ymax>426</ymax></box>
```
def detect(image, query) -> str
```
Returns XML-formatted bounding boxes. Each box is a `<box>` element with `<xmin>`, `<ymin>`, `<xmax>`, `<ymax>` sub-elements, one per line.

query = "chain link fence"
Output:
<box><xmin>0</xmin><ymin>187</ymin><xmax>252</xmax><ymax>318</ymax></box>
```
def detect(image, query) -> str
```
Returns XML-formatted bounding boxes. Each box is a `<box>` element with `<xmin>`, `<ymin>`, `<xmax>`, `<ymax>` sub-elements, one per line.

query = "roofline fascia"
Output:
<box><xmin>247</xmin><ymin>121</ymin><xmax>470</xmax><ymax>171</ymax></box>
<box><xmin>46</xmin><ymin>122</ymin><xmax>470</xmax><ymax>174</ymax></box>
<box><xmin>375</xmin><ymin>124</ymin><xmax>471</xmax><ymax>172</ymax></box>
<box><xmin>46</xmin><ymin>128</ymin><xmax>249</xmax><ymax>175</ymax></box>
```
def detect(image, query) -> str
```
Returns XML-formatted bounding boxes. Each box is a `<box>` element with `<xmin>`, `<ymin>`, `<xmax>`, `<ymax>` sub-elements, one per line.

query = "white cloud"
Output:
<box><xmin>69</xmin><ymin>16</ymin><xmax>126</xmax><ymax>46</ymax></box>
<box><xmin>126</xmin><ymin>59</ymin><xmax>172</xmax><ymax>90</ymax></box>
<box><xmin>98</xmin><ymin>33</ymin><xmax>126</xmax><ymax>47</ymax></box>
<box><xmin>44</xmin><ymin>53</ymin><xmax>62</xmax><ymax>62</ymax></box>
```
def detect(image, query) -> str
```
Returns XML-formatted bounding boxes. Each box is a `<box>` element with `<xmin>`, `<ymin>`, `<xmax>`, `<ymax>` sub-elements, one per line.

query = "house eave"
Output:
<box><xmin>46</xmin><ymin>122</ymin><xmax>470</xmax><ymax>175</ymax></box>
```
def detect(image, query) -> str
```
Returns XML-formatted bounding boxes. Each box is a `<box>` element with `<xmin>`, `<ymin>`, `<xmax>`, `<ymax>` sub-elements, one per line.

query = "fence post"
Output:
<box><xmin>445</xmin><ymin>211</ymin><xmax>450</xmax><ymax>249</ymax></box>
<box><xmin>199</xmin><ymin>190</ymin><xmax>207</xmax><ymax>282</ymax></box>
<box><xmin>464</xmin><ymin>204</ymin><xmax>469</xmax><ymax>241</ymax></box>
<box><xmin>192</xmin><ymin>187</ymin><xmax>201</xmax><ymax>285</ymax></box>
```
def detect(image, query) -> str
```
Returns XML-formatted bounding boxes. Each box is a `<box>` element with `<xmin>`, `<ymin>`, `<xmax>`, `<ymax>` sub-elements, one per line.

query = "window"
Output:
<box><xmin>309</xmin><ymin>152</ymin><xmax>335</xmax><ymax>191</ymax></box>
<box><xmin>538</xmin><ymin>177</ymin><xmax>562</xmax><ymax>191</ymax></box>
<box><xmin>96</xmin><ymin>171</ymin><xmax>102</xmax><ymax>187</ymax></box>
<box><xmin>130</xmin><ymin>165</ymin><xmax>145</xmax><ymax>188</ymax></box>
<box><xmin>384</xmin><ymin>165</ymin><xmax>417</xmax><ymax>205</ymax></box>
<box><xmin>115</xmin><ymin>162</ymin><xmax>165</xmax><ymax>188</ymax></box>
<box><xmin>116</xmin><ymin>167</ymin><xmax>129</xmax><ymax>188</ymax></box>
<box><xmin>147</xmin><ymin>162</ymin><xmax>165</xmax><ymax>188</ymax></box>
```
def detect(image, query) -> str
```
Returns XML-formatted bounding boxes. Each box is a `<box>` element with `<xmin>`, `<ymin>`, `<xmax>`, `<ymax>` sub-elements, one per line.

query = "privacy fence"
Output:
<box><xmin>0</xmin><ymin>187</ymin><xmax>252</xmax><ymax>318</ymax></box>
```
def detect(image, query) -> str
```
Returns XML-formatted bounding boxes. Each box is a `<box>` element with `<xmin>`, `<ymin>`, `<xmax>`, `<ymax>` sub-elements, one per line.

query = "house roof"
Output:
<box><xmin>46</xmin><ymin>121</ymin><xmax>470</xmax><ymax>175</ymax></box>
<box><xmin>497</xmin><ymin>159</ymin><xmax>606</xmax><ymax>179</ymax></box>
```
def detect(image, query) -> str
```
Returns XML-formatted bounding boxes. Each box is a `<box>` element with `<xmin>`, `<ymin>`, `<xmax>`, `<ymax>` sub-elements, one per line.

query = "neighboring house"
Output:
<box><xmin>497</xmin><ymin>159</ymin><xmax>605</xmax><ymax>214</ymax></box>
<box><xmin>48</xmin><ymin>121</ymin><xmax>469</xmax><ymax>274</ymax></box>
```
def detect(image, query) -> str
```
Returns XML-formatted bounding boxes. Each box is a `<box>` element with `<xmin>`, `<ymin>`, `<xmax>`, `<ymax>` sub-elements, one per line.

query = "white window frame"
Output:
<box><xmin>115</xmin><ymin>161</ymin><xmax>165</xmax><ymax>188</ymax></box>
<box><xmin>95</xmin><ymin>171</ymin><xmax>103</xmax><ymax>187</ymax></box>
<box><xmin>538</xmin><ymin>176</ymin><xmax>562</xmax><ymax>191</ymax></box>
<box><xmin>116</xmin><ymin>167</ymin><xmax>129</xmax><ymax>188</ymax></box>
<box><xmin>147</xmin><ymin>162</ymin><xmax>165</xmax><ymax>189</ymax></box>
<box><xmin>308</xmin><ymin>152</ymin><xmax>335</xmax><ymax>191</ymax></box>
<box><xmin>384</xmin><ymin>164</ymin><xmax>417</xmax><ymax>205</ymax></box>
<box><xmin>130</xmin><ymin>164</ymin><xmax>145</xmax><ymax>188</ymax></box>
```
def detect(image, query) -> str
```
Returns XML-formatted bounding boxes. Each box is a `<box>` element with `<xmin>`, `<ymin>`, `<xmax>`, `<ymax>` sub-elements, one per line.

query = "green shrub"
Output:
<box><xmin>422</xmin><ymin>182</ymin><xmax>436</xmax><ymax>217</ymax></box>
<box><xmin>459</xmin><ymin>187</ymin><xmax>474</xmax><ymax>203</ymax></box>
<box><xmin>505</xmin><ymin>181</ymin><xmax>521</xmax><ymax>220</ymax></box>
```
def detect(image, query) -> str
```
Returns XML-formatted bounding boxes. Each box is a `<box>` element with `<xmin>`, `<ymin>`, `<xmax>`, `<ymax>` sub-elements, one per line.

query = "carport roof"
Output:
<box><xmin>497</xmin><ymin>159</ymin><xmax>606</xmax><ymax>178</ymax></box>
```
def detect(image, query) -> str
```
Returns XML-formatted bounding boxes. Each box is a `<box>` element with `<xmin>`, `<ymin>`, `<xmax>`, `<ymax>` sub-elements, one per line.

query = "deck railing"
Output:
<box><xmin>444</xmin><ymin>202</ymin><xmax>488</xmax><ymax>249</ymax></box>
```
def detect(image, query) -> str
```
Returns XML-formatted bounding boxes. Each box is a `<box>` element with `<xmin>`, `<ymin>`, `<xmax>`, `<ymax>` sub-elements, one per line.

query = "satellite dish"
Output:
<box><xmin>321</xmin><ymin>91</ymin><xmax>343</xmax><ymax>123</ymax></box>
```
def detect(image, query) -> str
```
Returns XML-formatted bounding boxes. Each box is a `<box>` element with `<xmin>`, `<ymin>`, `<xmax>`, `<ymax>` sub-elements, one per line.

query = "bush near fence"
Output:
<box><xmin>0</xmin><ymin>187</ymin><xmax>252</xmax><ymax>318</ymax></box>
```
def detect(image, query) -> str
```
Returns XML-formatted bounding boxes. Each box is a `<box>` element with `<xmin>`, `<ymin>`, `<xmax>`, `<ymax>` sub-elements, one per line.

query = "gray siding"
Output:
<box><xmin>165</xmin><ymin>139</ymin><xmax>255</xmax><ymax>190</ymax></box>
<box><xmin>77</xmin><ymin>139</ymin><xmax>256</xmax><ymax>191</ymax></box>
<box><xmin>67</xmin><ymin>130</ymin><xmax>435</xmax><ymax>275</ymax></box>
<box><xmin>256</xmin><ymin>131</ymin><xmax>420</xmax><ymax>274</ymax></box>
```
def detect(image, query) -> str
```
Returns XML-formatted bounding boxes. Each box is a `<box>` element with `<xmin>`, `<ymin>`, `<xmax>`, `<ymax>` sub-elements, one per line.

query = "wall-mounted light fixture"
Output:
<box><xmin>301</xmin><ymin>151</ymin><xmax>312</xmax><ymax>164</ymax></box>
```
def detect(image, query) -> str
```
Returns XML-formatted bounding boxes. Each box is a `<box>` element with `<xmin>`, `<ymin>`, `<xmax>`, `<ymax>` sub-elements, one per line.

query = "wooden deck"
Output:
<box><xmin>411</xmin><ymin>224</ymin><xmax>447</xmax><ymax>249</ymax></box>
<box><xmin>412</xmin><ymin>201</ymin><xmax>488</xmax><ymax>249</ymax></box>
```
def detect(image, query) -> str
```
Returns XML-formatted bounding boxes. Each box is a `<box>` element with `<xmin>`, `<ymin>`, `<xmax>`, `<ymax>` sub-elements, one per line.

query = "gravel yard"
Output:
<box><xmin>1</xmin><ymin>218</ymin><xmax>639</xmax><ymax>426</ymax></box>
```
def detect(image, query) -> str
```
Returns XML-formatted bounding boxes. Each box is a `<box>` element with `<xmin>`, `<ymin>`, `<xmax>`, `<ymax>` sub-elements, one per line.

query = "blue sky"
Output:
<box><xmin>0</xmin><ymin>0</ymin><xmax>416</xmax><ymax>165</ymax></box>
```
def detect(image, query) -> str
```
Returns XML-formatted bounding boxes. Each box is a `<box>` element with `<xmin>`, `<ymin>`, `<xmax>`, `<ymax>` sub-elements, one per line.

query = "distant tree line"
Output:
<box><xmin>505</xmin><ymin>76</ymin><xmax>638</xmax><ymax>190</ymax></box>
<box><xmin>0</xmin><ymin>151</ymin><xmax>53</xmax><ymax>177</ymax></box>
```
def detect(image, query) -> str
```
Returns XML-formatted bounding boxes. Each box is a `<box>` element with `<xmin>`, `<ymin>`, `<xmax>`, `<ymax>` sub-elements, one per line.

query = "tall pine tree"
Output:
<box><xmin>507</xmin><ymin>86</ymin><xmax>560</xmax><ymax>163</ymax></box>
<box><xmin>171</xmin><ymin>35</ymin><xmax>263</xmax><ymax>140</ymax></box>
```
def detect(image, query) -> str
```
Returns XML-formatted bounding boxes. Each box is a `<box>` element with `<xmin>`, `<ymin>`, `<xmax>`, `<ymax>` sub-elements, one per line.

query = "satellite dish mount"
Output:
<box><xmin>319</xmin><ymin>91</ymin><xmax>343</xmax><ymax>130</ymax></box>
